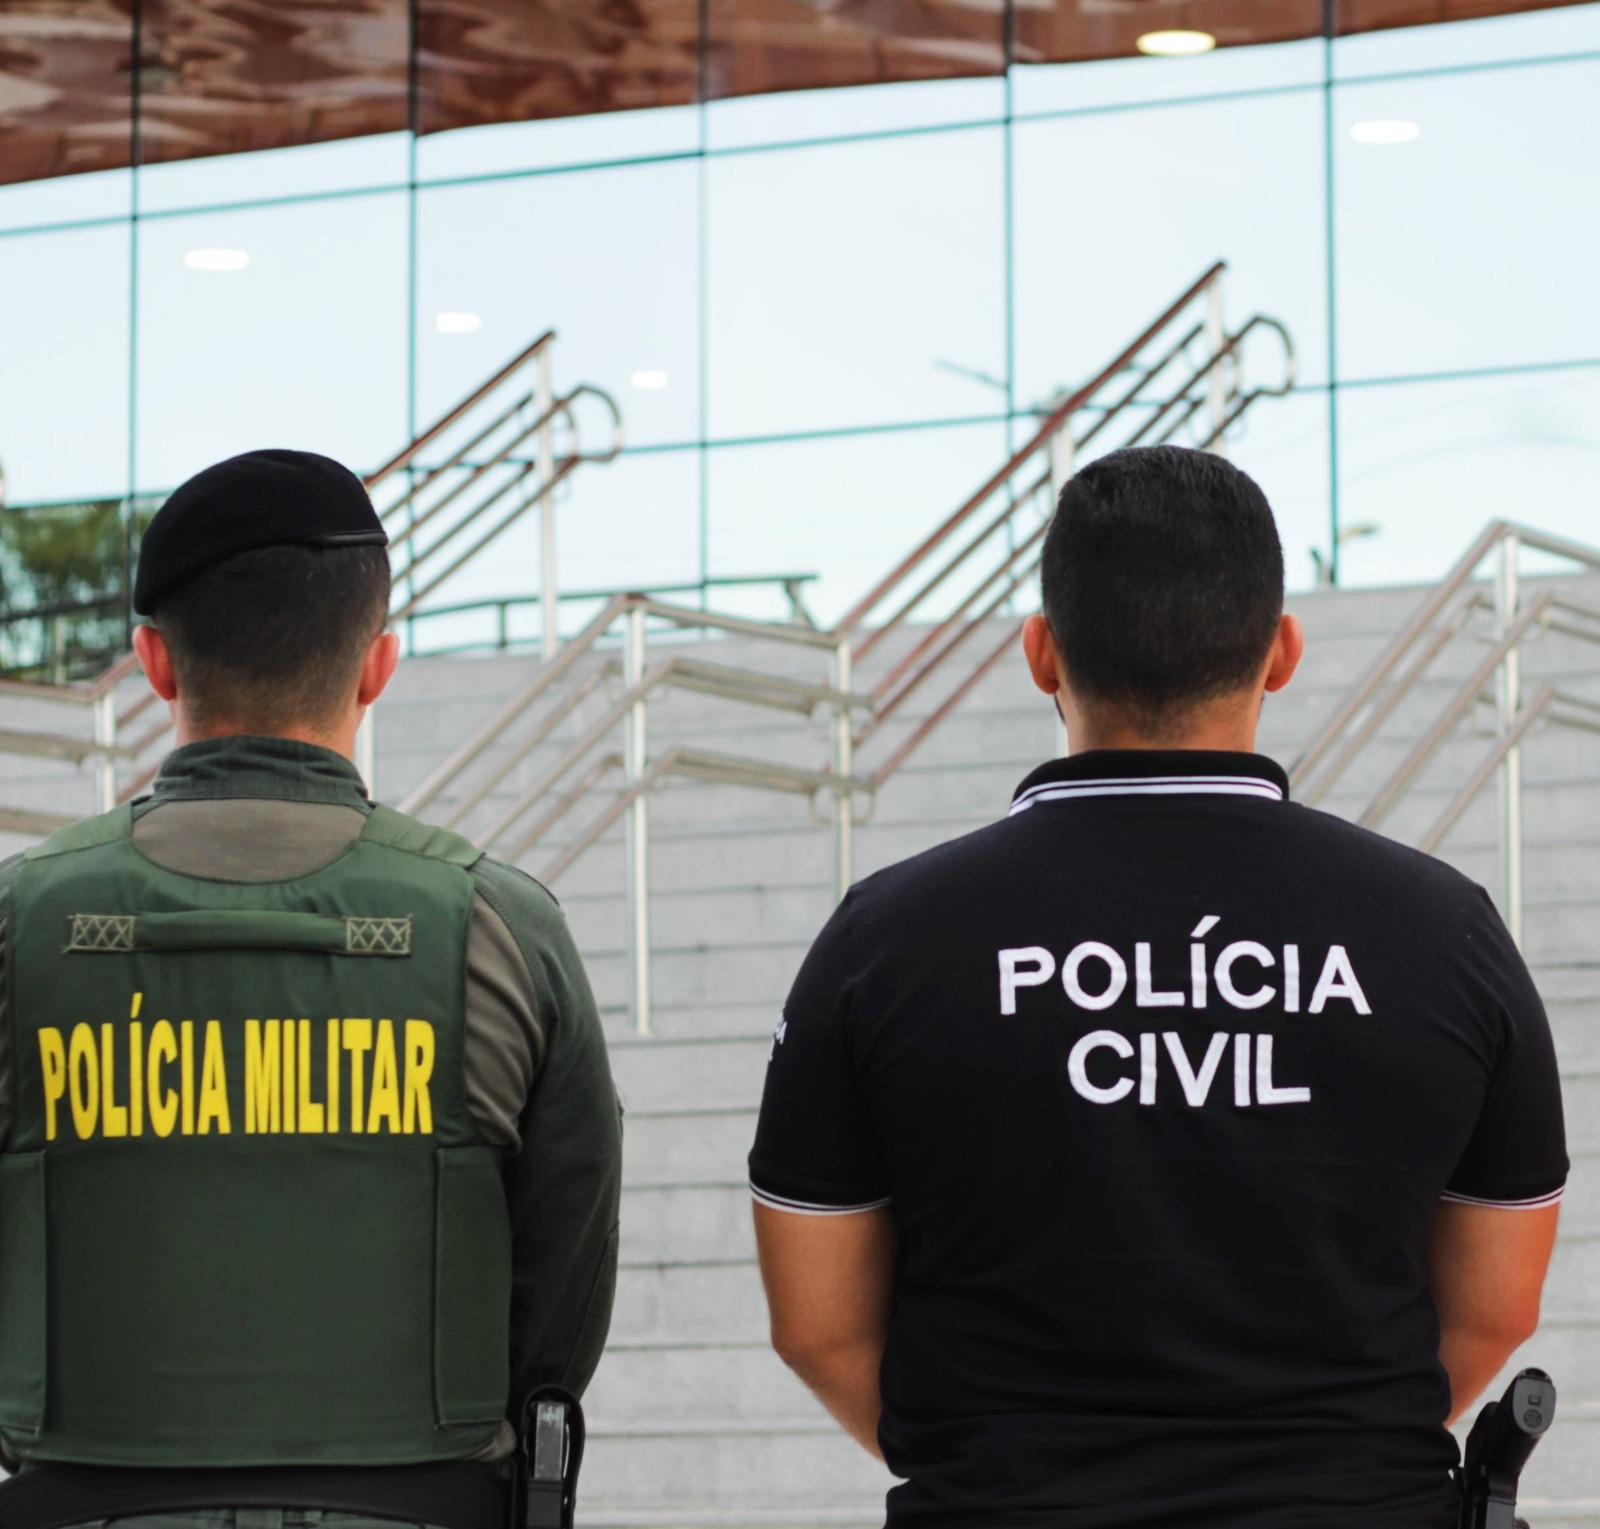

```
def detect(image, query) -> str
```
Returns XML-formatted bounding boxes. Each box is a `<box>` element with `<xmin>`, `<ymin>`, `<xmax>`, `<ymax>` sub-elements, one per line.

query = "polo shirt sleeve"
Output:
<box><xmin>1443</xmin><ymin>887</ymin><xmax>1568</xmax><ymax>1211</ymax></box>
<box><xmin>749</xmin><ymin>890</ymin><xmax>891</xmax><ymax>1215</ymax></box>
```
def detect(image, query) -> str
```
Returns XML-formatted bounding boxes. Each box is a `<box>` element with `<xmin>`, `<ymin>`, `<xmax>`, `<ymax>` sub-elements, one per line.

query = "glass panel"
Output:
<box><xmin>1334</xmin><ymin>2</ymin><xmax>1600</xmax><ymax>78</ymax></box>
<box><xmin>416</xmin><ymin>109</ymin><xmax>701</xmax><ymax>184</ymax></box>
<box><xmin>415</xmin><ymin>158</ymin><xmax>700</xmax><ymax>451</ymax></box>
<box><xmin>0</xmin><ymin>223</ymin><xmax>131</xmax><ymax>506</ymax></box>
<box><xmin>1334</xmin><ymin>56</ymin><xmax>1600</xmax><ymax>379</ymax></box>
<box><xmin>1226</xmin><ymin>391</ymin><xmax>1334</xmax><ymax>595</ymax></box>
<box><xmin>705</xmin><ymin>126</ymin><xmax>1005</xmax><ymax>439</ymax></box>
<box><xmin>706</xmin><ymin>422</ymin><xmax>1008</xmax><ymax>626</ymax></box>
<box><xmin>1335</xmin><ymin>367</ymin><xmax>1600</xmax><ymax>587</ymax></box>
<box><xmin>396</xmin><ymin>445</ymin><xmax>701</xmax><ymax>653</ymax></box>
<box><xmin>139</xmin><ymin>135</ymin><xmax>411</xmax><ymax>215</ymax></box>
<box><xmin>705</xmin><ymin>77</ymin><xmax>1003</xmax><ymax>150</ymax></box>
<box><xmin>134</xmin><ymin>193</ymin><xmax>409</xmax><ymax>494</ymax></box>
<box><xmin>1012</xmin><ymin>38</ymin><xmax>1324</xmax><ymax>116</ymax></box>
<box><xmin>1012</xmin><ymin>89</ymin><xmax>1328</xmax><ymax>405</ymax></box>
<box><xmin>0</xmin><ymin>169</ymin><xmax>132</xmax><ymax>234</ymax></box>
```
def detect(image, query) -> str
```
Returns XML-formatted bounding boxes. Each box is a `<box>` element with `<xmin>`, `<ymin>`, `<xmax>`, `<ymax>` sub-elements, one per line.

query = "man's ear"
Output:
<box><xmin>1263</xmin><ymin>612</ymin><xmax>1304</xmax><ymax>695</ymax></box>
<box><xmin>357</xmin><ymin>630</ymin><xmax>401</xmax><ymax>709</ymax></box>
<box><xmin>132</xmin><ymin>623</ymin><xmax>178</xmax><ymax>703</ymax></box>
<box><xmin>1023</xmin><ymin>614</ymin><xmax>1063</xmax><ymax>698</ymax></box>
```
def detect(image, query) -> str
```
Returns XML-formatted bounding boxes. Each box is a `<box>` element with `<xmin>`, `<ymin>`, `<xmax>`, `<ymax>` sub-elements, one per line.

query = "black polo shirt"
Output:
<box><xmin>748</xmin><ymin>750</ymin><xmax>1567</xmax><ymax>1529</ymax></box>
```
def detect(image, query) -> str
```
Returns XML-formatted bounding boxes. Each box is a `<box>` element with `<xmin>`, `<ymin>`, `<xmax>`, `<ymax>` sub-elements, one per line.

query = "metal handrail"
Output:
<box><xmin>836</xmin><ymin>261</ymin><xmax>1226</xmax><ymax>638</ymax></box>
<box><xmin>437</xmin><ymin>662</ymin><xmax>619</xmax><ymax>832</ymax></box>
<box><xmin>399</xmin><ymin>590</ymin><xmax>842</xmax><ymax>818</ymax></box>
<box><xmin>402</xmin><ymin>594</ymin><xmax>634</xmax><ymax>815</ymax></box>
<box><xmin>374</xmin><ymin>264</ymin><xmax>1300</xmax><ymax>1036</ymax></box>
<box><xmin>1357</xmin><ymin>590</ymin><xmax>1558</xmax><ymax>830</ymax></box>
<box><xmin>1290</xmin><ymin>520</ymin><xmax>1600</xmax><ymax>797</ymax></box>
<box><xmin>535</xmin><ymin>744</ymin><xmax>877</xmax><ymax>887</ymax></box>
<box><xmin>364</xmin><ymin>331</ymin><xmax>556</xmax><ymax>488</ymax></box>
<box><xmin>836</xmin><ymin>263</ymin><xmax>1295</xmax><ymax>650</ymax></box>
<box><xmin>1416</xmin><ymin>685</ymin><xmax>1556</xmax><ymax>856</ymax></box>
<box><xmin>401</xmin><ymin>576</ymin><xmax>820</xmax><ymax>651</ymax></box>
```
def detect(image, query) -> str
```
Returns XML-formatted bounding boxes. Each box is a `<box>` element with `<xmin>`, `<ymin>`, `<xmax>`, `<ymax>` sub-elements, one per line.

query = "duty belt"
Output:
<box><xmin>0</xmin><ymin>1389</ymin><xmax>584</xmax><ymax>1529</ymax></box>
<box><xmin>0</xmin><ymin>1462</ymin><xmax>509</xmax><ymax>1529</ymax></box>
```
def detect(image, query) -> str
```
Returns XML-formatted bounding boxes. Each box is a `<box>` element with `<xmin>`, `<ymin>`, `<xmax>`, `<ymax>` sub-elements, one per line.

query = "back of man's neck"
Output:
<box><xmin>175</xmin><ymin>721</ymin><xmax>354</xmax><ymax>762</ymax></box>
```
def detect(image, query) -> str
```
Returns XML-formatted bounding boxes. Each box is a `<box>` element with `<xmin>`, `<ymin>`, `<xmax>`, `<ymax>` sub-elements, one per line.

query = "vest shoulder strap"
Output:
<box><xmin>23</xmin><ymin>803</ymin><xmax>135</xmax><ymax>862</ymax></box>
<box><xmin>359</xmin><ymin>804</ymin><xmax>483</xmax><ymax>869</ymax></box>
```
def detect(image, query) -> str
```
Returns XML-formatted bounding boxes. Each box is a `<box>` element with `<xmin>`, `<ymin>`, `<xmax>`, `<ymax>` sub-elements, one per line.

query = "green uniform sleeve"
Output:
<box><xmin>0</xmin><ymin>852</ymin><xmax>26</xmax><ymax>1153</ymax></box>
<box><xmin>471</xmin><ymin>857</ymin><xmax>622</xmax><ymax>1407</ymax></box>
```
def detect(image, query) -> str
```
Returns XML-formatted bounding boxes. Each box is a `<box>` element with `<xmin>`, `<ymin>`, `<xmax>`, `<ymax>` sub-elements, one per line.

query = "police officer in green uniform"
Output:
<box><xmin>0</xmin><ymin>450</ymin><xmax>622</xmax><ymax>1529</ymax></box>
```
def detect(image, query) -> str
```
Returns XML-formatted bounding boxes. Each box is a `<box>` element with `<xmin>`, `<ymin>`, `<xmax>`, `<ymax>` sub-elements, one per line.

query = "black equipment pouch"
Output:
<box><xmin>1457</xmin><ymin>1368</ymin><xmax>1557</xmax><ymax>1529</ymax></box>
<box><xmin>514</xmin><ymin>1386</ymin><xmax>585</xmax><ymax>1529</ymax></box>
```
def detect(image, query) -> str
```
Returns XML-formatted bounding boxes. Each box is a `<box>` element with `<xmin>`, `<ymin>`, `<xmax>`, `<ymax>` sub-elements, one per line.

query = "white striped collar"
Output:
<box><xmin>1009</xmin><ymin>752</ymin><xmax>1289</xmax><ymax>818</ymax></box>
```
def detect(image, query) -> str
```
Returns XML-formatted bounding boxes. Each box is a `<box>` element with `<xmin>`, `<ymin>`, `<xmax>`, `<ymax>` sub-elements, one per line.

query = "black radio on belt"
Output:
<box><xmin>515</xmin><ymin>1386</ymin><xmax>585</xmax><ymax>1529</ymax></box>
<box><xmin>1457</xmin><ymin>1368</ymin><xmax>1556</xmax><ymax>1529</ymax></box>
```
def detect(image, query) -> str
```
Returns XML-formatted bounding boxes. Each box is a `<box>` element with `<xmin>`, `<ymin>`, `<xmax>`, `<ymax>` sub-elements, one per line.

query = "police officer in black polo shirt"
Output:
<box><xmin>748</xmin><ymin>445</ymin><xmax>1567</xmax><ymax>1529</ymax></box>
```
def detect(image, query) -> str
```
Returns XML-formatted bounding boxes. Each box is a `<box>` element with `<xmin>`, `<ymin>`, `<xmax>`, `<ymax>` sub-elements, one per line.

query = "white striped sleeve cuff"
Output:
<box><xmin>1441</xmin><ymin>1186</ymin><xmax>1565</xmax><ymax>1210</ymax></box>
<box><xmin>750</xmin><ymin>1180</ymin><xmax>893</xmax><ymax>1216</ymax></box>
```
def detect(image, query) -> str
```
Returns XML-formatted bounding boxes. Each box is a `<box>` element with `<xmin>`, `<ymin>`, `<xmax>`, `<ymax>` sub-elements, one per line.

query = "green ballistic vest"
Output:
<box><xmin>0</xmin><ymin>803</ymin><xmax>512</xmax><ymax>1467</ymax></box>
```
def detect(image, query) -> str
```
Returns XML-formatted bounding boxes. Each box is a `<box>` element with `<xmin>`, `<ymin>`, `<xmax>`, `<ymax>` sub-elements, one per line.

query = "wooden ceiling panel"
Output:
<box><xmin>0</xmin><ymin>0</ymin><xmax>1590</xmax><ymax>187</ymax></box>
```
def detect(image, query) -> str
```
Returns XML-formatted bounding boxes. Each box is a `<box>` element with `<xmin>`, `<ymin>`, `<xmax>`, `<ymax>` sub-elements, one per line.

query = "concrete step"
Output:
<box><xmin>611</xmin><ymin>1262</ymin><xmax>770</xmax><ymax>1347</ymax></box>
<box><xmin>623</xmin><ymin>1108</ymin><xmax>759</xmax><ymax>1190</ymax></box>
<box><xmin>579</xmin><ymin>1429</ymin><xmax>895</xmax><ymax>1515</ymax></box>
<box><xmin>619</xmin><ymin>1184</ymin><xmax>755</xmax><ymax>1267</ymax></box>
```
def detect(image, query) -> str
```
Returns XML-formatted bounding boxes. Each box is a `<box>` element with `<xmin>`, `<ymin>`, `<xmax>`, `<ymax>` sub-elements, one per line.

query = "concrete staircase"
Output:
<box><xmin>2</xmin><ymin>574</ymin><xmax>1598</xmax><ymax>1526</ymax></box>
<box><xmin>360</xmin><ymin>575</ymin><xmax>1600</xmax><ymax>1528</ymax></box>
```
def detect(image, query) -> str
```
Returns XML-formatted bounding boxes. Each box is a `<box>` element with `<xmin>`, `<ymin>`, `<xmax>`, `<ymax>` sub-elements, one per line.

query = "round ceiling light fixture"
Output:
<box><xmin>435</xmin><ymin>311</ymin><xmax>483</xmax><ymax>333</ymax></box>
<box><xmin>1136</xmin><ymin>29</ymin><xmax>1216</xmax><ymax>56</ymax></box>
<box><xmin>631</xmin><ymin>370</ymin><xmax>669</xmax><ymax>390</ymax></box>
<box><xmin>184</xmin><ymin>248</ymin><xmax>249</xmax><ymax>271</ymax></box>
<box><xmin>1350</xmin><ymin>119</ymin><xmax>1421</xmax><ymax>145</ymax></box>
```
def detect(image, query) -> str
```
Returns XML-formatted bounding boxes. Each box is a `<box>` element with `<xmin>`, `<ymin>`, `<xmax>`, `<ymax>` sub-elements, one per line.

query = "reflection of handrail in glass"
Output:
<box><xmin>385</xmin><ymin>382</ymin><xmax>624</xmax><ymax>622</ymax></box>
<box><xmin>364</xmin><ymin>330</ymin><xmax>556</xmax><ymax>488</ymax></box>
<box><xmin>401</xmin><ymin>573</ymin><xmax>821</xmax><ymax>656</ymax></box>
<box><xmin>838</xmin><ymin>265</ymin><xmax>1295</xmax><ymax>658</ymax></box>
<box><xmin>834</xmin><ymin>264</ymin><xmax>1295</xmax><ymax>778</ymax></box>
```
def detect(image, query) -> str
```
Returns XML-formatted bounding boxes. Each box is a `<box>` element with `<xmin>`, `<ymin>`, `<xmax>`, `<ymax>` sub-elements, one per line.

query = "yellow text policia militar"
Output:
<box><xmin>37</xmin><ymin>991</ymin><xmax>437</xmax><ymax>1142</ymax></box>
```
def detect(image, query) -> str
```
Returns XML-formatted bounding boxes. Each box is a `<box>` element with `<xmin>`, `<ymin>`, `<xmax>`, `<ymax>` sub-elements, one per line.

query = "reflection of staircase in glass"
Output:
<box><xmin>0</xmin><ymin>330</ymin><xmax>624</xmax><ymax>832</ymax></box>
<box><xmin>366</xmin><ymin>331</ymin><xmax>622</xmax><ymax>642</ymax></box>
<box><xmin>0</xmin><ymin>261</ymin><xmax>1297</xmax><ymax>867</ymax></box>
<box><xmin>390</xmin><ymin>262</ymin><xmax>1298</xmax><ymax>1031</ymax></box>
<box><xmin>0</xmin><ymin>265</ymin><xmax>1293</xmax><ymax>857</ymax></box>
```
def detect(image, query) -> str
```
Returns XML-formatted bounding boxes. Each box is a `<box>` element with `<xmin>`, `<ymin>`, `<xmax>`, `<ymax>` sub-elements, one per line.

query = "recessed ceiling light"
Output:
<box><xmin>184</xmin><ymin>248</ymin><xmax>249</xmax><ymax>271</ymax></box>
<box><xmin>1351</xmin><ymin>119</ymin><xmax>1421</xmax><ymax>145</ymax></box>
<box><xmin>631</xmin><ymin>369</ymin><xmax>669</xmax><ymax>390</ymax></box>
<box><xmin>1136</xmin><ymin>29</ymin><xmax>1216</xmax><ymax>56</ymax></box>
<box><xmin>436</xmin><ymin>311</ymin><xmax>483</xmax><ymax>334</ymax></box>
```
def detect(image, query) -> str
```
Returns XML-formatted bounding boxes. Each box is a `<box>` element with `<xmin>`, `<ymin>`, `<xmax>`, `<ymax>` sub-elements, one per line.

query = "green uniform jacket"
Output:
<box><xmin>0</xmin><ymin>736</ymin><xmax>622</xmax><ymax>1466</ymax></box>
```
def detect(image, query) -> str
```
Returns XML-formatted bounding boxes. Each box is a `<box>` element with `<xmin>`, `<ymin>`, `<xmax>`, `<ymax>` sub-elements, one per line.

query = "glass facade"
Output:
<box><xmin>2</xmin><ymin>4</ymin><xmax>1598</xmax><ymax>638</ymax></box>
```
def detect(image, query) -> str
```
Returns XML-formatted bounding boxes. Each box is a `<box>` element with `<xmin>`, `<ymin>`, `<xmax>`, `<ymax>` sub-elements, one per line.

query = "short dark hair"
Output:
<box><xmin>1040</xmin><ymin>445</ymin><xmax>1284</xmax><ymax>737</ymax></box>
<box><xmin>153</xmin><ymin>543</ymin><xmax>391</xmax><ymax>734</ymax></box>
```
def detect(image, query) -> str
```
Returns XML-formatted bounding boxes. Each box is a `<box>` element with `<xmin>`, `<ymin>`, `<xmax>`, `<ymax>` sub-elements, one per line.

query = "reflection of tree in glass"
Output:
<box><xmin>0</xmin><ymin>499</ymin><xmax>153</xmax><ymax>683</ymax></box>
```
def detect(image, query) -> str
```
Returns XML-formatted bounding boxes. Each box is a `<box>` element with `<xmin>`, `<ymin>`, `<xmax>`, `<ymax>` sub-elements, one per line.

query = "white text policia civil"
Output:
<box><xmin>999</xmin><ymin>916</ymin><xmax>1370</xmax><ymax>1110</ymax></box>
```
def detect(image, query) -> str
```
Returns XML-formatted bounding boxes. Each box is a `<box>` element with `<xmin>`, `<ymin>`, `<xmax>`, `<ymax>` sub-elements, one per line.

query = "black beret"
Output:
<box><xmin>133</xmin><ymin>448</ymin><xmax>388</xmax><ymax>616</ymax></box>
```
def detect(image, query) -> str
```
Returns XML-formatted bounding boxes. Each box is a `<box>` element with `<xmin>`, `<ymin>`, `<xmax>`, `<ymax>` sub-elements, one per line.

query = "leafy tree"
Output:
<box><xmin>0</xmin><ymin>499</ymin><xmax>153</xmax><ymax>682</ymax></box>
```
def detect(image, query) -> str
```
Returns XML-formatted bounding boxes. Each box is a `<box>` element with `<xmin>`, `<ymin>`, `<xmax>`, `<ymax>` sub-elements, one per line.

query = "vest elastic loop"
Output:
<box><xmin>61</xmin><ymin>911</ymin><xmax>414</xmax><ymax>957</ymax></box>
